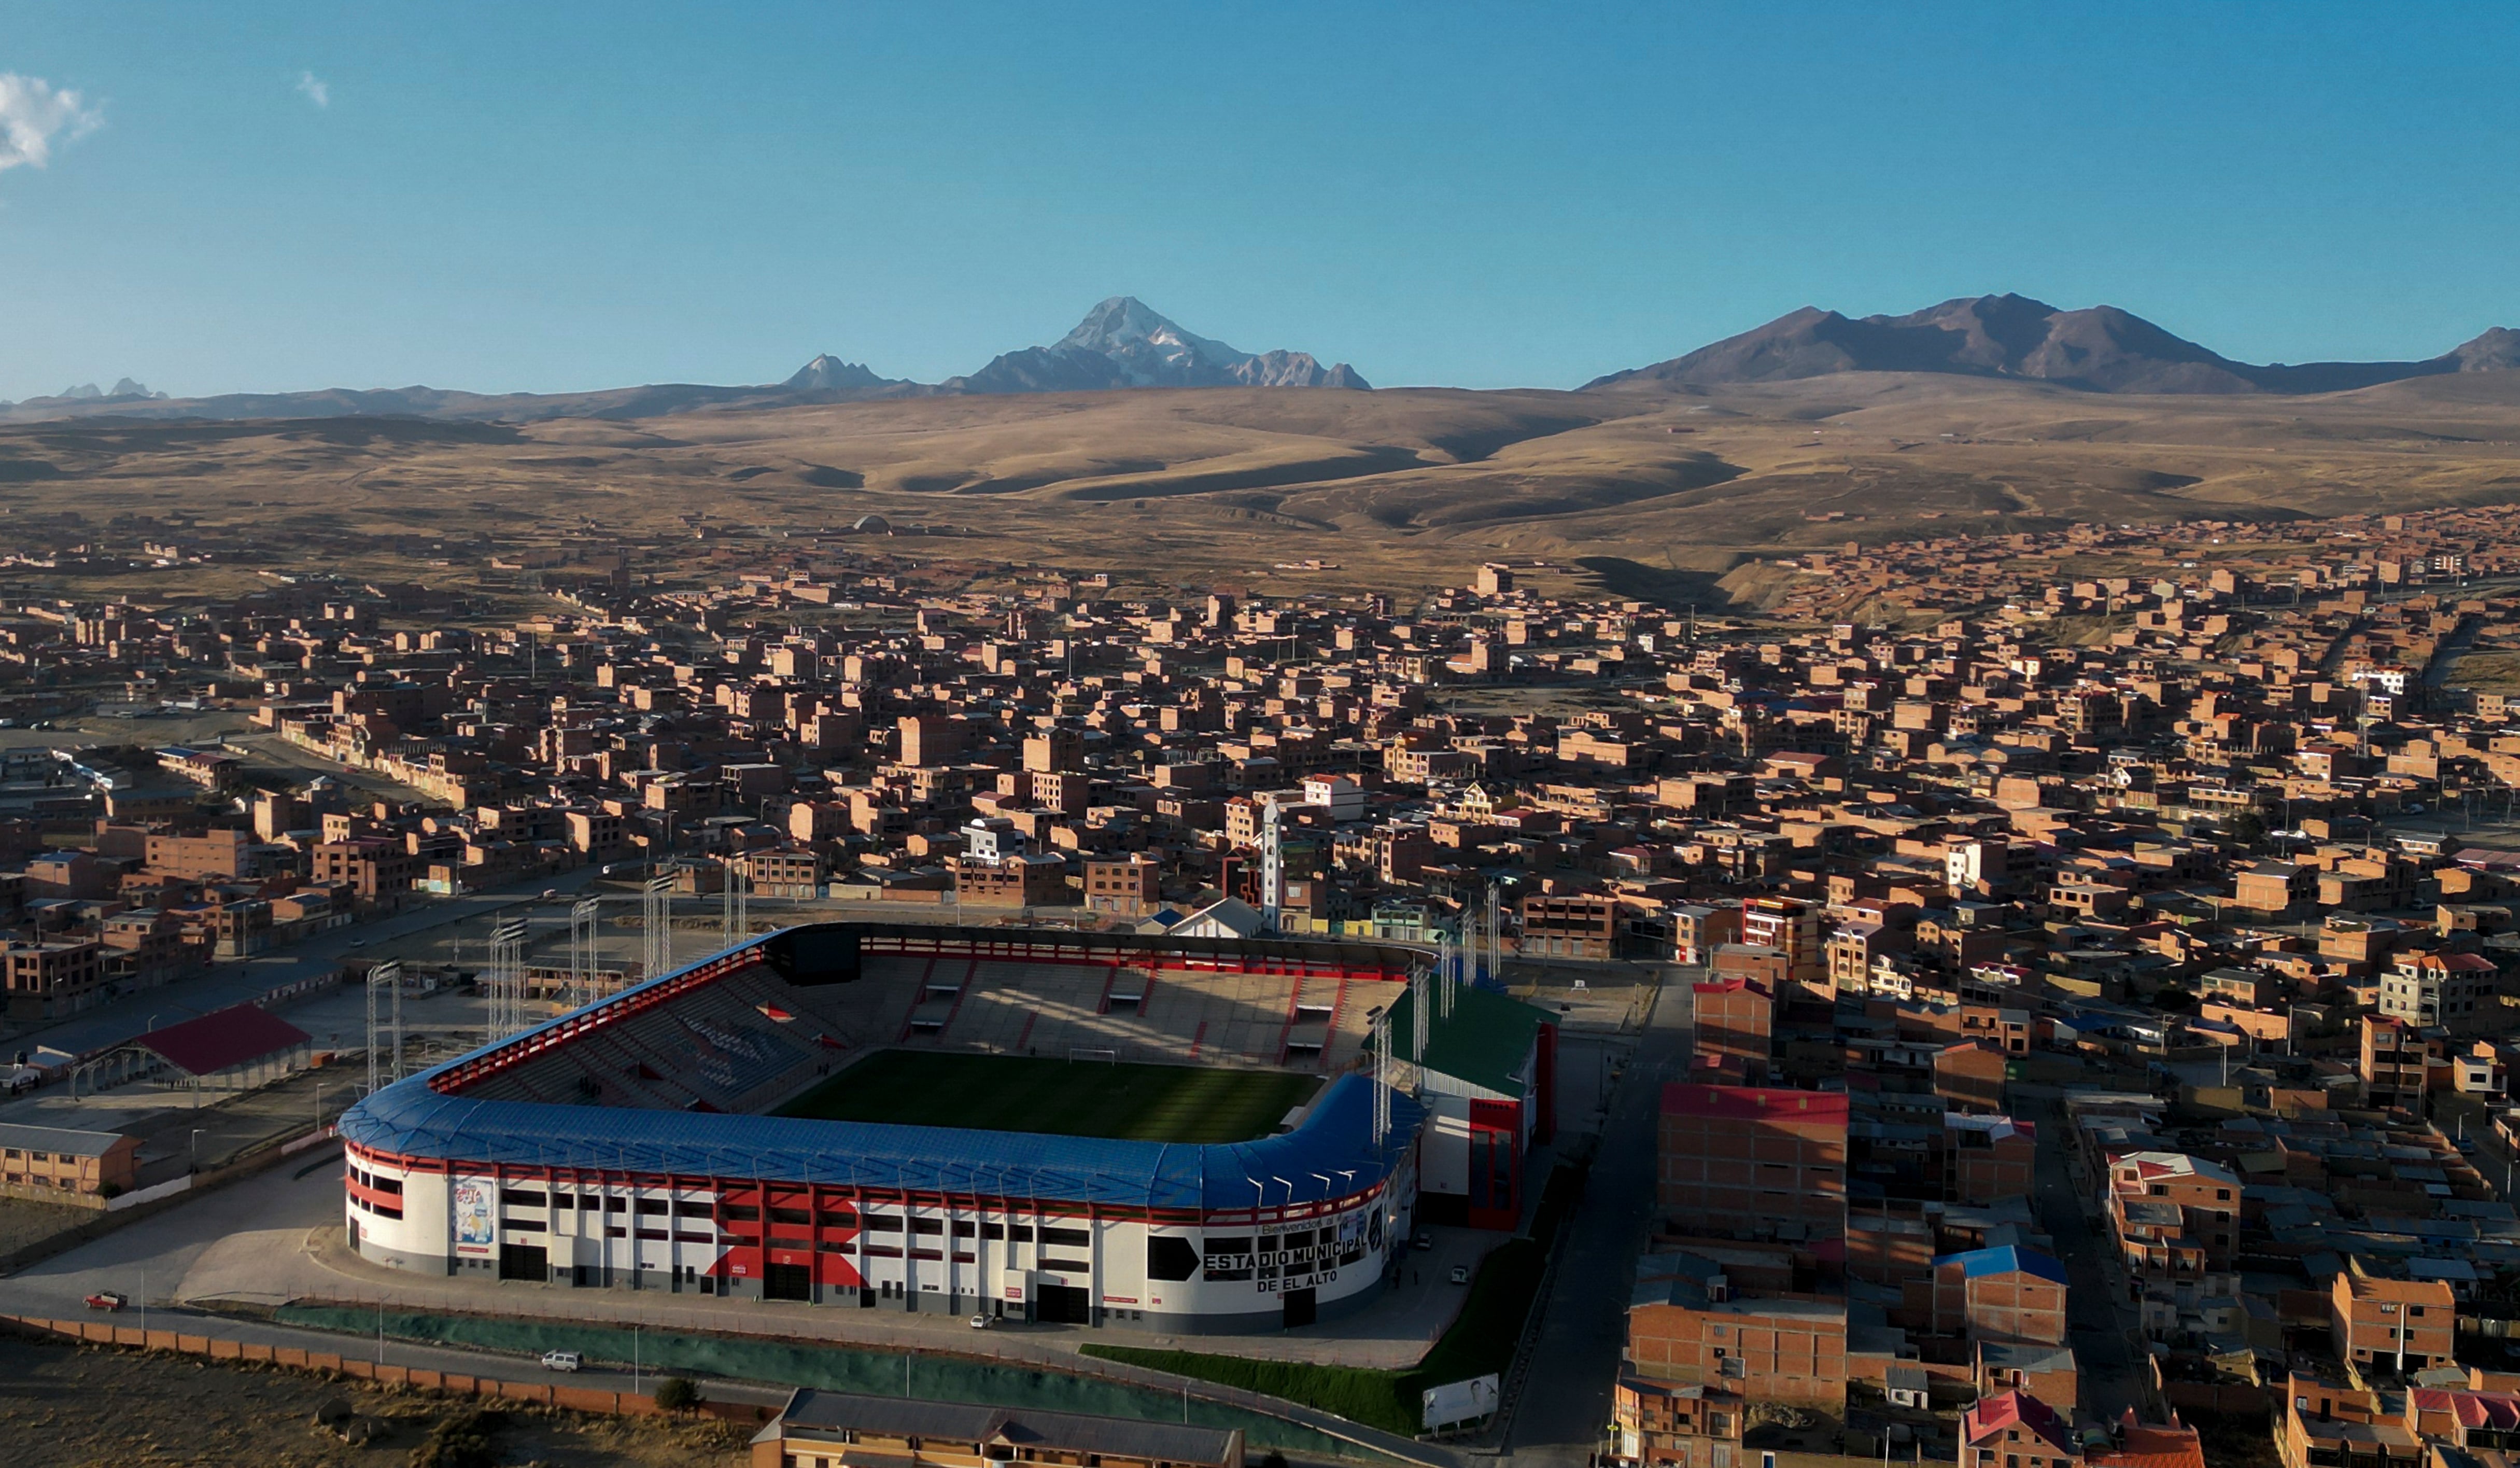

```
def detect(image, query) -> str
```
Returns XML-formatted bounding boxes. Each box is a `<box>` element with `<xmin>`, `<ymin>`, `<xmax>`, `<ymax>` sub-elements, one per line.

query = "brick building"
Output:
<box><xmin>1083</xmin><ymin>854</ymin><xmax>1161</xmax><ymax>917</ymax></box>
<box><xmin>1626</xmin><ymin>1288</ymin><xmax>1848</xmax><ymax>1410</ymax></box>
<box><xmin>1690</xmin><ymin>977</ymin><xmax>1773</xmax><ymax>1083</ymax></box>
<box><xmin>1658</xmin><ymin>1085</ymin><xmax>1847</xmax><ymax>1243</ymax></box>
<box><xmin>1962</xmin><ymin>1391</ymin><xmax>2080</xmax><ymax>1468</ymax></box>
<box><xmin>1916</xmin><ymin>1245</ymin><xmax>2070</xmax><ymax>1346</ymax></box>
<box><xmin>144</xmin><ymin>828</ymin><xmax>258</xmax><ymax>882</ymax></box>
<box><xmin>2360</xmin><ymin>1014</ymin><xmax>2438</xmax><ymax>1112</ymax></box>
<box><xmin>2</xmin><ymin>939</ymin><xmax>105</xmax><ymax>1021</ymax></box>
<box><xmin>948</xmin><ymin>852</ymin><xmax>1071</xmax><ymax>906</ymax></box>
<box><xmin>0</xmin><ymin>1121</ymin><xmax>142</xmax><ymax>1197</ymax></box>
<box><xmin>2329</xmin><ymin>1267</ymin><xmax>2455</xmax><ymax>1375</ymax></box>
<box><xmin>1610</xmin><ymin>1378</ymin><xmax>1744</xmax><ymax>1468</ymax></box>
<box><xmin>1520</xmin><ymin>890</ymin><xmax>1617</xmax><ymax>960</ymax></box>
<box><xmin>1934</xmin><ymin>1040</ymin><xmax>2010</xmax><ymax>1114</ymax></box>
<box><xmin>310</xmin><ymin>836</ymin><xmax>415</xmax><ymax>910</ymax></box>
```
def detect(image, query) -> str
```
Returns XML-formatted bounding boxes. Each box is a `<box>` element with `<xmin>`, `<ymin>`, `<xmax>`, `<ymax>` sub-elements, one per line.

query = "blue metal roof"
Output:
<box><xmin>341</xmin><ymin>1066</ymin><xmax>1419</xmax><ymax>1212</ymax></box>
<box><xmin>1932</xmin><ymin>1244</ymin><xmax>2070</xmax><ymax>1286</ymax></box>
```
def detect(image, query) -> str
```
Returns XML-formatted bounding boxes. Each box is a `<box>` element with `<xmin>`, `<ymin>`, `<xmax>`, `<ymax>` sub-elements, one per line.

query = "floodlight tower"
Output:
<box><xmin>570</xmin><ymin>897</ymin><xmax>601</xmax><ymax>1008</ymax></box>
<box><xmin>644</xmin><ymin>873</ymin><xmax>675</xmax><ymax>978</ymax></box>
<box><xmin>364</xmin><ymin>960</ymin><xmax>402</xmax><ymax>1096</ymax></box>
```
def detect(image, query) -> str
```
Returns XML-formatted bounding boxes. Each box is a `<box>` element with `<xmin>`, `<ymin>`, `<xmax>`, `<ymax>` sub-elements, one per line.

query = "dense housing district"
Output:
<box><xmin>20</xmin><ymin>502</ymin><xmax>2520</xmax><ymax>1463</ymax></box>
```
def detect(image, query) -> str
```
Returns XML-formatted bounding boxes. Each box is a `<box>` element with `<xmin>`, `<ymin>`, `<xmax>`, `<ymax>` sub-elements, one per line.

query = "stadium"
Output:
<box><xmin>332</xmin><ymin>920</ymin><xmax>1554</xmax><ymax>1334</ymax></box>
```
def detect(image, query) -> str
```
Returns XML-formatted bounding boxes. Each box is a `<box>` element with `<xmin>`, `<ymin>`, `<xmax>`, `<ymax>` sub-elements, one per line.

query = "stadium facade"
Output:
<box><xmin>337</xmin><ymin>922</ymin><xmax>1440</xmax><ymax>1332</ymax></box>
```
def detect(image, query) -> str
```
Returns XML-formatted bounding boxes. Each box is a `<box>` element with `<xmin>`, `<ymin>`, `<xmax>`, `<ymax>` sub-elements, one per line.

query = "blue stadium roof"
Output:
<box><xmin>1931</xmin><ymin>1245</ymin><xmax>2070</xmax><ymax>1285</ymax></box>
<box><xmin>341</xmin><ymin>1066</ymin><xmax>1419</xmax><ymax>1213</ymax></box>
<box><xmin>337</xmin><ymin>933</ymin><xmax>1421</xmax><ymax>1213</ymax></box>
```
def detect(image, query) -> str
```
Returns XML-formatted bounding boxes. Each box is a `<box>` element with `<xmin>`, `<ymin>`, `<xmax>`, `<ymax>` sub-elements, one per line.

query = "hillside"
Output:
<box><xmin>7</xmin><ymin>369</ymin><xmax>2518</xmax><ymax>599</ymax></box>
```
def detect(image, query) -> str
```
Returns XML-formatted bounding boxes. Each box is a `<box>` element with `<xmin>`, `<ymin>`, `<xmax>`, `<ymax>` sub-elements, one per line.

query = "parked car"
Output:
<box><xmin>968</xmin><ymin>1314</ymin><xmax>992</xmax><ymax>1330</ymax></box>
<box><xmin>1448</xmin><ymin>1265</ymin><xmax>1470</xmax><ymax>1285</ymax></box>
<box><xmin>84</xmin><ymin>1292</ymin><xmax>128</xmax><ymax>1311</ymax></box>
<box><xmin>1411</xmin><ymin>1231</ymin><xmax>1434</xmax><ymax>1251</ymax></box>
<box><xmin>541</xmin><ymin>1351</ymin><xmax>582</xmax><ymax>1372</ymax></box>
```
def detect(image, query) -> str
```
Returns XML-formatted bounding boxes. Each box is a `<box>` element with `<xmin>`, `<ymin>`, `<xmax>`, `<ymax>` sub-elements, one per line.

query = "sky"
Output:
<box><xmin>2</xmin><ymin>2</ymin><xmax>2516</xmax><ymax>401</ymax></box>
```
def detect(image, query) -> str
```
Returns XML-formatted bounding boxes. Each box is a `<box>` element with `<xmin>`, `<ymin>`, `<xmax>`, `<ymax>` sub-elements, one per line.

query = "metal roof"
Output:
<box><xmin>1379</xmin><ymin>983</ymin><xmax>1553</xmax><ymax>1097</ymax></box>
<box><xmin>0</xmin><ymin>1121</ymin><xmax>133</xmax><ymax>1157</ymax></box>
<box><xmin>341</xmin><ymin>1054</ymin><xmax>1418</xmax><ymax>1212</ymax></box>
<box><xmin>1935</xmin><ymin>1244</ymin><xmax>2070</xmax><ymax>1286</ymax></box>
<box><xmin>136</xmin><ymin>1002</ymin><xmax>311</xmax><ymax>1076</ymax></box>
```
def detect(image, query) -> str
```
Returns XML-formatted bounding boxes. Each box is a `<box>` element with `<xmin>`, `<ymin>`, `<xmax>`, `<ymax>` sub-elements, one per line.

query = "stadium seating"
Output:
<box><xmin>444</xmin><ymin>942</ymin><xmax>1403</xmax><ymax>1115</ymax></box>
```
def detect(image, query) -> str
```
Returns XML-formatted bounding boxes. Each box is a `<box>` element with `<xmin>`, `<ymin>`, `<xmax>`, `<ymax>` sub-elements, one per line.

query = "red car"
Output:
<box><xmin>83</xmin><ymin>1292</ymin><xmax>128</xmax><ymax>1311</ymax></box>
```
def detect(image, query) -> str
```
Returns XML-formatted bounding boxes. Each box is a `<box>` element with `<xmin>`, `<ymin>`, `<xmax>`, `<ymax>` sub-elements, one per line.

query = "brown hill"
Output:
<box><xmin>1588</xmin><ymin>294</ymin><xmax>2516</xmax><ymax>396</ymax></box>
<box><xmin>6</xmin><ymin>370</ymin><xmax>2518</xmax><ymax>599</ymax></box>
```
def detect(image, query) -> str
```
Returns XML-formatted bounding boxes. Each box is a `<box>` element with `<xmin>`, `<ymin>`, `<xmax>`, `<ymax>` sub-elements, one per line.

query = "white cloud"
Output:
<box><xmin>0</xmin><ymin>73</ymin><xmax>102</xmax><ymax>173</ymax></box>
<box><xmin>295</xmin><ymin>71</ymin><xmax>329</xmax><ymax>108</ymax></box>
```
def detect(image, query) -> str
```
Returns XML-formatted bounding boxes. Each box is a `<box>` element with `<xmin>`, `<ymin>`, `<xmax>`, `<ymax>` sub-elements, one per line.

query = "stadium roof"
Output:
<box><xmin>136</xmin><ymin>1003</ymin><xmax>311</xmax><ymax>1076</ymax></box>
<box><xmin>1378</xmin><ymin>984</ymin><xmax>1554</xmax><ymax>1096</ymax></box>
<box><xmin>344</xmin><ymin>1064</ymin><xmax>1418</xmax><ymax>1213</ymax></box>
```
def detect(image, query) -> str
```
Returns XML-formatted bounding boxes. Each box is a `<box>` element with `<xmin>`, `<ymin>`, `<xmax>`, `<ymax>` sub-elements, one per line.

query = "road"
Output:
<box><xmin>1501</xmin><ymin>974</ymin><xmax>1691</xmax><ymax>1467</ymax></box>
<box><xmin>2020</xmin><ymin>1084</ymin><xmax>2147</xmax><ymax>1419</ymax></box>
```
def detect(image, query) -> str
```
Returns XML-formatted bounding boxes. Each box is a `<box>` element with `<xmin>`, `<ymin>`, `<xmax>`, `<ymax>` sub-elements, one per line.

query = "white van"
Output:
<box><xmin>541</xmin><ymin>1351</ymin><xmax>582</xmax><ymax>1372</ymax></box>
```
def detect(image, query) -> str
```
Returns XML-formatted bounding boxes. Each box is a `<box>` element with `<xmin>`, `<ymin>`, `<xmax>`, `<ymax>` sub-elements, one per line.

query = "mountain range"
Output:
<box><xmin>10</xmin><ymin>292</ymin><xmax>2517</xmax><ymax>425</ymax></box>
<box><xmin>944</xmin><ymin>296</ymin><xmax>1368</xmax><ymax>393</ymax></box>
<box><xmin>1586</xmin><ymin>293</ymin><xmax>2520</xmax><ymax>395</ymax></box>
<box><xmin>0</xmin><ymin>298</ymin><xmax>1365</xmax><ymax>425</ymax></box>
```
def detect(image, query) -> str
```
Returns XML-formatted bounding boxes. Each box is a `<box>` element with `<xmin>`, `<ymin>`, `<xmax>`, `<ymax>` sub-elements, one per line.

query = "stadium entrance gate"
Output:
<box><xmin>1036</xmin><ymin>1284</ymin><xmax>1092</xmax><ymax>1325</ymax></box>
<box><xmin>1282</xmin><ymin>1287</ymin><xmax>1316</xmax><ymax>1329</ymax></box>
<box><xmin>764</xmin><ymin>1262</ymin><xmax>813</xmax><ymax>1302</ymax></box>
<box><xmin>499</xmin><ymin>1242</ymin><xmax>547</xmax><ymax>1282</ymax></box>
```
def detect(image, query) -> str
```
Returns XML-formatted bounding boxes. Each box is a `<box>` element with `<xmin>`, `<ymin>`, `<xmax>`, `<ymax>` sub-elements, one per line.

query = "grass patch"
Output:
<box><xmin>1082</xmin><ymin>1163</ymin><xmax>1587</xmax><ymax>1436</ymax></box>
<box><xmin>775</xmin><ymin>1050</ymin><xmax>1320</xmax><ymax>1144</ymax></box>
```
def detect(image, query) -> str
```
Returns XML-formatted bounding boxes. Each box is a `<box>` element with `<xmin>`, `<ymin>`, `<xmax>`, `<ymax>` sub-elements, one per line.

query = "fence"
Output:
<box><xmin>0</xmin><ymin>1313</ymin><xmax>760</xmax><ymax>1423</ymax></box>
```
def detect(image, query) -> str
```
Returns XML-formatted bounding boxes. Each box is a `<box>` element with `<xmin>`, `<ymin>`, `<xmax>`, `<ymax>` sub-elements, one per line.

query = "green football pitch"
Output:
<box><xmin>774</xmin><ymin>1050</ymin><xmax>1321</xmax><ymax>1143</ymax></box>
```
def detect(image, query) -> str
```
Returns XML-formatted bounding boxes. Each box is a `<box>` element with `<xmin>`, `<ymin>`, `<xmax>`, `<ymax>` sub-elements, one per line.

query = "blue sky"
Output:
<box><xmin>3</xmin><ymin>3</ymin><xmax>2514</xmax><ymax>400</ymax></box>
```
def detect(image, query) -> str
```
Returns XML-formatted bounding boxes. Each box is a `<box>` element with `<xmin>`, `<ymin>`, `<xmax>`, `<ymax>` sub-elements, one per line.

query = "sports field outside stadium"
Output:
<box><xmin>776</xmin><ymin>1050</ymin><xmax>1321</xmax><ymax>1144</ymax></box>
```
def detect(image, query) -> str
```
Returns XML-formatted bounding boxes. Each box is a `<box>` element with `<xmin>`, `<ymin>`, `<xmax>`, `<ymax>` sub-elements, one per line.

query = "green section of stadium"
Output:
<box><xmin>775</xmin><ymin>1050</ymin><xmax>1321</xmax><ymax>1144</ymax></box>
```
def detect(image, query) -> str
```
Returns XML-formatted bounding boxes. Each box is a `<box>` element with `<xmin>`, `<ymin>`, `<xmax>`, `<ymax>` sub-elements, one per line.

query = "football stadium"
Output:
<box><xmin>334</xmin><ymin>921</ymin><xmax>1523</xmax><ymax>1333</ymax></box>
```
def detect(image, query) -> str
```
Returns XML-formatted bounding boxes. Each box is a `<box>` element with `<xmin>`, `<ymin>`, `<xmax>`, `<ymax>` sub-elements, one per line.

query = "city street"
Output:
<box><xmin>1501</xmin><ymin>975</ymin><xmax>1691</xmax><ymax>1466</ymax></box>
<box><xmin>2020</xmin><ymin>1085</ymin><xmax>2147</xmax><ymax>1420</ymax></box>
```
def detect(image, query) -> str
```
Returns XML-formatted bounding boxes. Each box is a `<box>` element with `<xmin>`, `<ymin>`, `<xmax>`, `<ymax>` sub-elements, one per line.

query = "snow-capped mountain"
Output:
<box><xmin>782</xmin><ymin>354</ymin><xmax>895</xmax><ymax>392</ymax></box>
<box><xmin>948</xmin><ymin>297</ymin><xmax>1369</xmax><ymax>394</ymax></box>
